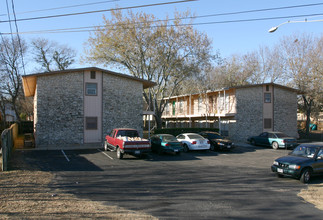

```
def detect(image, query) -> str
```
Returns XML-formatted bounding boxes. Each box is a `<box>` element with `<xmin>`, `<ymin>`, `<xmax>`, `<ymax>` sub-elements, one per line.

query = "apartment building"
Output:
<box><xmin>162</xmin><ymin>83</ymin><xmax>300</xmax><ymax>142</ymax></box>
<box><xmin>22</xmin><ymin>67</ymin><xmax>155</xmax><ymax>149</ymax></box>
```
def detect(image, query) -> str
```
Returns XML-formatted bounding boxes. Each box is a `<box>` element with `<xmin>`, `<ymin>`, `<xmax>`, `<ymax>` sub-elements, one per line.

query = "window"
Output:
<box><xmin>198</xmin><ymin>97</ymin><xmax>202</xmax><ymax>113</ymax></box>
<box><xmin>268</xmin><ymin>133</ymin><xmax>275</xmax><ymax>138</ymax></box>
<box><xmin>177</xmin><ymin>135</ymin><xmax>185</xmax><ymax>139</ymax></box>
<box><xmin>179</xmin><ymin>100</ymin><xmax>183</xmax><ymax>113</ymax></box>
<box><xmin>90</xmin><ymin>71</ymin><xmax>96</xmax><ymax>79</ymax></box>
<box><xmin>264</xmin><ymin>93</ymin><xmax>271</xmax><ymax>103</ymax></box>
<box><xmin>86</xmin><ymin>83</ymin><xmax>97</xmax><ymax>95</ymax></box>
<box><xmin>264</xmin><ymin>118</ymin><xmax>272</xmax><ymax>129</ymax></box>
<box><xmin>86</xmin><ymin>117</ymin><xmax>98</xmax><ymax>130</ymax></box>
<box><xmin>165</xmin><ymin>102</ymin><xmax>170</xmax><ymax>115</ymax></box>
<box><xmin>266</xmin><ymin>85</ymin><xmax>270</xmax><ymax>91</ymax></box>
<box><xmin>208</xmin><ymin>96</ymin><xmax>213</xmax><ymax>112</ymax></box>
<box><xmin>259</xmin><ymin>132</ymin><xmax>268</xmax><ymax>138</ymax></box>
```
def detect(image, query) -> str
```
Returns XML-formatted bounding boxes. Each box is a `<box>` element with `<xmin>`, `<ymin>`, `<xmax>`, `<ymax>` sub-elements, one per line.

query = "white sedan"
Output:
<box><xmin>176</xmin><ymin>133</ymin><xmax>210</xmax><ymax>152</ymax></box>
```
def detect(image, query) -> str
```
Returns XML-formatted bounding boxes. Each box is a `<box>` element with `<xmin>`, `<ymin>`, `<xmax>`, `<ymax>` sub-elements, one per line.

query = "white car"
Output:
<box><xmin>176</xmin><ymin>133</ymin><xmax>210</xmax><ymax>152</ymax></box>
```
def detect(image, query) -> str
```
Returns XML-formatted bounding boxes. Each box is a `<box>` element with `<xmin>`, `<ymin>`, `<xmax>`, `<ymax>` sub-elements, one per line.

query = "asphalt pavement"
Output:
<box><xmin>9</xmin><ymin>144</ymin><xmax>323</xmax><ymax>219</ymax></box>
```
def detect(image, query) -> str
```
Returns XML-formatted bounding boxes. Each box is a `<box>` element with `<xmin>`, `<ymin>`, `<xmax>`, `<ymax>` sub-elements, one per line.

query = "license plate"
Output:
<box><xmin>135</xmin><ymin>150</ymin><xmax>140</xmax><ymax>154</ymax></box>
<box><xmin>227</xmin><ymin>145</ymin><xmax>231</xmax><ymax>148</ymax></box>
<box><xmin>277</xmin><ymin>168</ymin><xmax>283</xmax><ymax>173</ymax></box>
<box><xmin>174</xmin><ymin>149</ymin><xmax>178</xmax><ymax>152</ymax></box>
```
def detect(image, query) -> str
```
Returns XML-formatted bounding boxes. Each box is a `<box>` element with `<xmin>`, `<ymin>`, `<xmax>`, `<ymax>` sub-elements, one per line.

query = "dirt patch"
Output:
<box><xmin>298</xmin><ymin>184</ymin><xmax>323</xmax><ymax>210</ymax></box>
<box><xmin>0</xmin><ymin>150</ymin><xmax>157</xmax><ymax>219</ymax></box>
<box><xmin>0</xmin><ymin>170</ymin><xmax>157</xmax><ymax>219</ymax></box>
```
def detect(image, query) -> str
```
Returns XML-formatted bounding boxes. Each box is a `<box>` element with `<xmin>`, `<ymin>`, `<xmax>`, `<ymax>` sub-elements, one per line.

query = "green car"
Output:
<box><xmin>271</xmin><ymin>142</ymin><xmax>323</xmax><ymax>183</ymax></box>
<box><xmin>247</xmin><ymin>131</ymin><xmax>298</xmax><ymax>150</ymax></box>
<box><xmin>150</xmin><ymin>134</ymin><xmax>183</xmax><ymax>155</ymax></box>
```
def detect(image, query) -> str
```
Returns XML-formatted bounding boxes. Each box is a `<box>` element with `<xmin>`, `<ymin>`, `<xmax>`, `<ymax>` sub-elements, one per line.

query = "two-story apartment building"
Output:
<box><xmin>22</xmin><ymin>67</ymin><xmax>155</xmax><ymax>149</ymax></box>
<box><xmin>162</xmin><ymin>83</ymin><xmax>300</xmax><ymax>142</ymax></box>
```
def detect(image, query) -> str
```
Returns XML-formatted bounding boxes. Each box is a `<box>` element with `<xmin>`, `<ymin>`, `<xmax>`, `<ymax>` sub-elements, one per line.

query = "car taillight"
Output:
<box><xmin>192</xmin><ymin>141</ymin><xmax>197</xmax><ymax>144</ymax></box>
<box><xmin>165</xmin><ymin>143</ymin><xmax>170</xmax><ymax>147</ymax></box>
<box><xmin>207</xmin><ymin>141</ymin><xmax>210</xmax><ymax>144</ymax></box>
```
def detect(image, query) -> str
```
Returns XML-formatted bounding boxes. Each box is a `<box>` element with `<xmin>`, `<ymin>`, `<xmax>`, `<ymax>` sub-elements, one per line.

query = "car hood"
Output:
<box><xmin>276</xmin><ymin>155</ymin><xmax>312</xmax><ymax>164</ymax></box>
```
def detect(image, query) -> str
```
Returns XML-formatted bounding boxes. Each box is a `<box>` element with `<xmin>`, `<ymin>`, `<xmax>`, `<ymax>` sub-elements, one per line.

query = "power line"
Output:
<box><xmin>195</xmin><ymin>2</ymin><xmax>323</xmax><ymax>19</ymax></box>
<box><xmin>0</xmin><ymin>0</ymin><xmax>120</xmax><ymax>17</ymax></box>
<box><xmin>0</xmin><ymin>0</ymin><xmax>197</xmax><ymax>23</ymax></box>
<box><xmin>10</xmin><ymin>0</ymin><xmax>27</xmax><ymax>76</ymax></box>
<box><xmin>2</xmin><ymin>1</ymin><xmax>323</xmax><ymax>35</ymax></box>
<box><xmin>3</xmin><ymin>12</ymin><xmax>323</xmax><ymax>35</ymax></box>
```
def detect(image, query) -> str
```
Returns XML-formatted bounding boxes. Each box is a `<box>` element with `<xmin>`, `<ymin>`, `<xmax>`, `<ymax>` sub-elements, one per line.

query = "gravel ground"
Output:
<box><xmin>0</xmin><ymin>151</ymin><xmax>157</xmax><ymax>220</ymax></box>
<box><xmin>298</xmin><ymin>184</ymin><xmax>323</xmax><ymax>210</ymax></box>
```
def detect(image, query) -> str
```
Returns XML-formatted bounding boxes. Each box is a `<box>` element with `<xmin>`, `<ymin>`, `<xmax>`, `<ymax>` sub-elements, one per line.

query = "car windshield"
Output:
<box><xmin>206</xmin><ymin>133</ymin><xmax>223</xmax><ymax>139</ymax></box>
<box><xmin>162</xmin><ymin>135</ymin><xmax>177</xmax><ymax>142</ymax></box>
<box><xmin>275</xmin><ymin>133</ymin><xmax>288</xmax><ymax>138</ymax></box>
<box><xmin>291</xmin><ymin>146</ymin><xmax>317</xmax><ymax>158</ymax></box>
<box><xmin>188</xmin><ymin>134</ymin><xmax>204</xmax><ymax>139</ymax></box>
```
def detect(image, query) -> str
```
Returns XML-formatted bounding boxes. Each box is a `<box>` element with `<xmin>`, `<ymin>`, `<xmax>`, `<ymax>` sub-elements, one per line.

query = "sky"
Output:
<box><xmin>1</xmin><ymin>0</ymin><xmax>323</xmax><ymax>74</ymax></box>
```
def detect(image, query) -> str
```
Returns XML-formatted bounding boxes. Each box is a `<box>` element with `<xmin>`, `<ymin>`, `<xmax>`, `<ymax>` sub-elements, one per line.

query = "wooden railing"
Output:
<box><xmin>1</xmin><ymin>123</ymin><xmax>18</xmax><ymax>171</ymax></box>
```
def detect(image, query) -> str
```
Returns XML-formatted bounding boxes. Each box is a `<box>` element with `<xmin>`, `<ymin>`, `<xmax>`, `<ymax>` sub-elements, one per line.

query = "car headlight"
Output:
<box><xmin>217</xmin><ymin>142</ymin><xmax>225</xmax><ymax>146</ymax></box>
<box><xmin>273</xmin><ymin>161</ymin><xmax>279</xmax><ymax>166</ymax></box>
<box><xmin>289</xmin><ymin>164</ymin><xmax>301</xmax><ymax>170</ymax></box>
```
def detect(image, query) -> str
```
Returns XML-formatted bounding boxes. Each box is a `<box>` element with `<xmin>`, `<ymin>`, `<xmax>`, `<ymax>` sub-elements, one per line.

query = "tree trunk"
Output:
<box><xmin>303</xmin><ymin>95</ymin><xmax>313</xmax><ymax>137</ymax></box>
<box><xmin>154</xmin><ymin>112</ymin><xmax>163</xmax><ymax>129</ymax></box>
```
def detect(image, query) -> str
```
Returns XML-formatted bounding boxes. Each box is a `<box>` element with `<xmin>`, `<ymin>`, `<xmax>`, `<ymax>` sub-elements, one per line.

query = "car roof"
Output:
<box><xmin>180</xmin><ymin>133</ymin><xmax>201</xmax><ymax>135</ymax></box>
<box><xmin>159</xmin><ymin>134</ymin><xmax>175</xmax><ymax>137</ymax></box>
<box><xmin>298</xmin><ymin>142</ymin><xmax>323</xmax><ymax>148</ymax></box>
<box><xmin>201</xmin><ymin>131</ymin><xmax>221</xmax><ymax>135</ymax></box>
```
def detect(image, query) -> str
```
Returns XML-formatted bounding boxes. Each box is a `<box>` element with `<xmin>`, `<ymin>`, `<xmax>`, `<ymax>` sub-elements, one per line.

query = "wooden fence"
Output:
<box><xmin>1</xmin><ymin>123</ymin><xmax>18</xmax><ymax>171</ymax></box>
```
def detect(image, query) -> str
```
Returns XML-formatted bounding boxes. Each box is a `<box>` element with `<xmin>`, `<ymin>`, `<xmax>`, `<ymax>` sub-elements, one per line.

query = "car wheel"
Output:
<box><xmin>276</xmin><ymin>173</ymin><xmax>284</xmax><ymax>178</ymax></box>
<box><xmin>250</xmin><ymin>139</ymin><xmax>256</xmax><ymax>146</ymax></box>
<box><xmin>300</xmin><ymin>168</ymin><xmax>312</xmax><ymax>184</ymax></box>
<box><xmin>104</xmin><ymin>141</ymin><xmax>108</xmax><ymax>151</ymax></box>
<box><xmin>183</xmin><ymin>144</ymin><xmax>189</xmax><ymax>153</ymax></box>
<box><xmin>210</xmin><ymin>144</ymin><xmax>215</xmax><ymax>151</ymax></box>
<box><xmin>139</xmin><ymin>154</ymin><xmax>147</xmax><ymax>159</ymax></box>
<box><xmin>272</xmin><ymin>142</ymin><xmax>279</xmax><ymax>150</ymax></box>
<box><xmin>117</xmin><ymin>147</ymin><xmax>123</xmax><ymax>159</ymax></box>
<box><xmin>158</xmin><ymin>148</ymin><xmax>163</xmax><ymax>155</ymax></box>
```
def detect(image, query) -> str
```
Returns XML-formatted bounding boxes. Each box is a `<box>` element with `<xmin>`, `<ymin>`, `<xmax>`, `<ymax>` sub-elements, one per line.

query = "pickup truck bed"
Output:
<box><xmin>104</xmin><ymin>128</ymin><xmax>151</xmax><ymax>159</ymax></box>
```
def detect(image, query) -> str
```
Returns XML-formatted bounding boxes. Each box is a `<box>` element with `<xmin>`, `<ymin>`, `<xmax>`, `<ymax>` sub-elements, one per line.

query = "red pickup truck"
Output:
<box><xmin>104</xmin><ymin>128</ymin><xmax>151</xmax><ymax>159</ymax></box>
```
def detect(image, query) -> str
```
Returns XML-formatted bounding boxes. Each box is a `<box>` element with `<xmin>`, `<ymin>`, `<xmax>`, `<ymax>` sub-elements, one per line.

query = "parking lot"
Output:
<box><xmin>11</xmin><ymin>144</ymin><xmax>323</xmax><ymax>219</ymax></box>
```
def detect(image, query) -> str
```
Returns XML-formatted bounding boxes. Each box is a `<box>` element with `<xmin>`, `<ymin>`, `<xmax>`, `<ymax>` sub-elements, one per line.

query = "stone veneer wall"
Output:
<box><xmin>273</xmin><ymin>87</ymin><xmax>298</xmax><ymax>138</ymax></box>
<box><xmin>35</xmin><ymin>72</ymin><xmax>84</xmax><ymax>147</ymax></box>
<box><xmin>102</xmin><ymin>74</ymin><xmax>143</xmax><ymax>137</ymax></box>
<box><xmin>230</xmin><ymin>87</ymin><xmax>263</xmax><ymax>142</ymax></box>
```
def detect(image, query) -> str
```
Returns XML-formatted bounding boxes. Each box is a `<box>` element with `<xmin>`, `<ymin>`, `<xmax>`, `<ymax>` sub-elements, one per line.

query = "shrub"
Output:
<box><xmin>153</xmin><ymin>128</ymin><xmax>219</xmax><ymax>136</ymax></box>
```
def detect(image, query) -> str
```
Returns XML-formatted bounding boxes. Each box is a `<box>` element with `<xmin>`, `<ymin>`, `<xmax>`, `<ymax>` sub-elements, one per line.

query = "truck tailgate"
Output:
<box><xmin>124</xmin><ymin>141</ymin><xmax>150</xmax><ymax>149</ymax></box>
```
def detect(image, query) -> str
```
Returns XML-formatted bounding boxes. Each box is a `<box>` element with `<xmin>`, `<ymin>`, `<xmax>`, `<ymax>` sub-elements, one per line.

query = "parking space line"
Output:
<box><xmin>97</xmin><ymin>149</ymin><xmax>114</xmax><ymax>160</ymax></box>
<box><xmin>61</xmin><ymin>150</ymin><xmax>70</xmax><ymax>162</ymax></box>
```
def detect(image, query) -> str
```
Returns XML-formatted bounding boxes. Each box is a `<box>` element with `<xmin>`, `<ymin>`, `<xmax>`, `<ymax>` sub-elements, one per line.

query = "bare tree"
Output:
<box><xmin>0</xmin><ymin>36</ymin><xmax>27</xmax><ymax>122</ymax></box>
<box><xmin>85</xmin><ymin>10</ymin><xmax>216</xmax><ymax>128</ymax></box>
<box><xmin>273</xmin><ymin>33</ymin><xmax>323</xmax><ymax>135</ymax></box>
<box><xmin>31</xmin><ymin>38</ymin><xmax>76</xmax><ymax>72</ymax></box>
